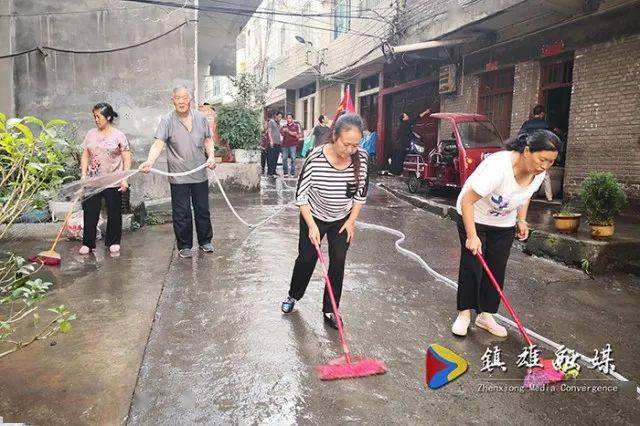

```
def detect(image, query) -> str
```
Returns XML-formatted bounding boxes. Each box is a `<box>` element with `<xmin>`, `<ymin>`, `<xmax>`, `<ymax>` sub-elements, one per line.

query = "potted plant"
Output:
<box><xmin>552</xmin><ymin>202</ymin><xmax>582</xmax><ymax>234</ymax></box>
<box><xmin>579</xmin><ymin>171</ymin><xmax>627</xmax><ymax>239</ymax></box>
<box><xmin>216</xmin><ymin>104</ymin><xmax>261</xmax><ymax>164</ymax></box>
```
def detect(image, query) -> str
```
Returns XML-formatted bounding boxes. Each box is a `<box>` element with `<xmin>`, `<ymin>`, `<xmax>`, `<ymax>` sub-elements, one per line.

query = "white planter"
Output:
<box><xmin>48</xmin><ymin>200</ymin><xmax>80</xmax><ymax>222</ymax></box>
<box><xmin>233</xmin><ymin>149</ymin><xmax>260</xmax><ymax>164</ymax></box>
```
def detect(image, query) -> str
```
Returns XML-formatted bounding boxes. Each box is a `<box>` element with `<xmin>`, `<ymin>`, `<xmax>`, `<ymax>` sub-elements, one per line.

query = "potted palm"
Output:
<box><xmin>216</xmin><ymin>104</ymin><xmax>261</xmax><ymax>164</ymax></box>
<box><xmin>580</xmin><ymin>171</ymin><xmax>627</xmax><ymax>239</ymax></box>
<box><xmin>552</xmin><ymin>202</ymin><xmax>582</xmax><ymax>234</ymax></box>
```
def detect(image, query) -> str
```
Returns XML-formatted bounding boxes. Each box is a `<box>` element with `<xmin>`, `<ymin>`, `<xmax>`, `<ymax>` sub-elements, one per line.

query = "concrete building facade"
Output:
<box><xmin>259</xmin><ymin>0</ymin><xmax>640</xmax><ymax>205</ymax></box>
<box><xmin>0</xmin><ymin>0</ymin><xmax>258</xmax><ymax>203</ymax></box>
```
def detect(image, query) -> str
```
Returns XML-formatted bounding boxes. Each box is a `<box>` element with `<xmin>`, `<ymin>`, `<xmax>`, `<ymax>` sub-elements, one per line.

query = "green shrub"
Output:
<box><xmin>216</xmin><ymin>105</ymin><xmax>261</xmax><ymax>150</ymax></box>
<box><xmin>579</xmin><ymin>171</ymin><xmax>627</xmax><ymax>225</ymax></box>
<box><xmin>0</xmin><ymin>114</ymin><xmax>68</xmax><ymax>233</ymax></box>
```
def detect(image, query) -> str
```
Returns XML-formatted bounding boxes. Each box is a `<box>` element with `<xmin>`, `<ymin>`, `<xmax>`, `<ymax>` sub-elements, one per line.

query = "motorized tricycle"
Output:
<box><xmin>403</xmin><ymin>113</ymin><xmax>504</xmax><ymax>193</ymax></box>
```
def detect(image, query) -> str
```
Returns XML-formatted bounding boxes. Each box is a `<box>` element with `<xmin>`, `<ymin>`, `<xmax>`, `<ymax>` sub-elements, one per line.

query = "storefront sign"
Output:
<box><xmin>542</xmin><ymin>41</ymin><xmax>564</xmax><ymax>57</ymax></box>
<box><xmin>485</xmin><ymin>61</ymin><xmax>499</xmax><ymax>72</ymax></box>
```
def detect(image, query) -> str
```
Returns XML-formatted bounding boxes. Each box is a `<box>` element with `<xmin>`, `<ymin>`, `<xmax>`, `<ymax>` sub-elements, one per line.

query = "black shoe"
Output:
<box><xmin>281</xmin><ymin>296</ymin><xmax>296</xmax><ymax>313</ymax></box>
<box><xmin>323</xmin><ymin>313</ymin><xmax>342</xmax><ymax>330</ymax></box>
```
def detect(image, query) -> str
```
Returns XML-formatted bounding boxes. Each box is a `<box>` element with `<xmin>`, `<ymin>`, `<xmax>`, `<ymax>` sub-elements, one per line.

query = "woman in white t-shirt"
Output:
<box><xmin>451</xmin><ymin>130</ymin><xmax>561</xmax><ymax>338</ymax></box>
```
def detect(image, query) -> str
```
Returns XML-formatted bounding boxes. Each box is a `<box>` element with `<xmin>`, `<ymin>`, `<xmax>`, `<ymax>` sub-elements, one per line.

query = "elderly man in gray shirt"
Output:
<box><xmin>140</xmin><ymin>86</ymin><xmax>217</xmax><ymax>258</ymax></box>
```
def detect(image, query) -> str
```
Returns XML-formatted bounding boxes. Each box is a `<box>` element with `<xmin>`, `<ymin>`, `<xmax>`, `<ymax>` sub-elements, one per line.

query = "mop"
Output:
<box><xmin>314</xmin><ymin>244</ymin><xmax>387</xmax><ymax>380</ymax></box>
<box><xmin>476</xmin><ymin>253</ymin><xmax>565</xmax><ymax>388</ymax></box>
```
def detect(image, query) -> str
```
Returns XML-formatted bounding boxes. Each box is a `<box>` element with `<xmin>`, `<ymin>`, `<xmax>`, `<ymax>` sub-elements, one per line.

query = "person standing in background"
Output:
<box><xmin>281</xmin><ymin>113</ymin><xmax>303</xmax><ymax>178</ymax></box>
<box><xmin>266</xmin><ymin>112</ymin><xmax>283</xmax><ymax>177</ymax></box>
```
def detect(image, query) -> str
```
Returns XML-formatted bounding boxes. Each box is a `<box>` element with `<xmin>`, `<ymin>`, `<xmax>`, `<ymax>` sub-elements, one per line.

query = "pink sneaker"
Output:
<box><xmin>109</xmin><ymin>244</ymin><xmax>120</xmax><ymax>253</ymax></box>
<box><xmin>79</xmin><ymin>245</ymin><xmax>91</xmax><ymax>255</ymax></box>
<box><xmin>475</xmin><ymin>313</ymin><xmax>507</xmax><ymax>337</ymax></box>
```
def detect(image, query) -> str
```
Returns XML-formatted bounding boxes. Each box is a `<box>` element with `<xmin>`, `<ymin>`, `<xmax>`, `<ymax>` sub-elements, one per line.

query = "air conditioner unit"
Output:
<box><xmin>439</xmin><ymin>64</ymin><xmax>457</xmax><ymax>94</ymax></box>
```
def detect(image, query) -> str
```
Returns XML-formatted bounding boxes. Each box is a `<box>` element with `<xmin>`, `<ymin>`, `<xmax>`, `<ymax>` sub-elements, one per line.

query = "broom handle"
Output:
<box><xmin>476</xmin><ymin>253</ymin><xmax>534</xmax><ymax>347</ymax></box>
<box><xmin>315</xmin><ymin>245</ymin><xmax>351</xmax><ymax>364</ymax></box>
<box><xmin>49</xmin><ymin>199</ymin><xmax>77</xmax><ymax>252</ymax></box>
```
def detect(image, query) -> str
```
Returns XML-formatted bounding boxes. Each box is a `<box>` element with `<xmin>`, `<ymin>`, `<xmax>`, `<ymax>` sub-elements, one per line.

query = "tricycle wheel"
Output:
<box><xmin>407</xmin><ymin>175</ymin><xmax>421</xmax><ymax>193</ymax></box>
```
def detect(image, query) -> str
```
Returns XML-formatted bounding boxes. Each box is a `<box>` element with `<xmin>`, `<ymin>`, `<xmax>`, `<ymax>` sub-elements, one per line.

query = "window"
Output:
<box><xmin>333</xmin><ymin>0</ymin><xmax>351</xmax><ymax>39</ymax></box>
<box><xmin>280</xmin><ymin>27</ymin><xmax>287</xmax><ymax>52</ymax></box>
<box><xmin>478</xmin><ymin>68</ymin><xmax>514</xmax><ymax>140</ymax></box>
<box><xmin>267</xmin><ymin>66</ymin><xmax>276</xmax><ymax>85</ymax></box>
<box><xmin>360</xmin><ymin>74</ymin><xmax>379</xmax><ymax>91</ymax></box>
<box><xmin>456</xmin><ymin>121</ymin><xmax>504</xmax><ymax>149</ymax></box>
<box><xmin>359</xmin><ymin>0</ymin><xmax>381</xmax><ymax>15</ymax></box>
<box><xmin>300</xmin><ymin>1</ymin><xmax>312</xmax><ymax>46</ymax></box>
<box><xmin>212</xmin><ymin>77</ymin><xmax>221</xmax><ymax>96</ymax></box>
<box><xmin>299</xmin><ymin>82</ymin><xmax>316</xmax><ymax>98</ymax></box>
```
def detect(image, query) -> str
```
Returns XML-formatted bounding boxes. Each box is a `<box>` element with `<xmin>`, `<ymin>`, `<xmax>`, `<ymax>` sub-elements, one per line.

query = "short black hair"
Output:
<box><xmin>532</xmin><ymin>104</ymin><xmax>545</xmax><ymax>116</ymax></box>
<box><xmin>286</xmin><ymin>113</ymin><xmax>294</xmax><ymax>119</ymax></box>
<box><xmin>318</xmin><ymin>114</ymin><xmax>325</xmax><ymax>123</ymax></box>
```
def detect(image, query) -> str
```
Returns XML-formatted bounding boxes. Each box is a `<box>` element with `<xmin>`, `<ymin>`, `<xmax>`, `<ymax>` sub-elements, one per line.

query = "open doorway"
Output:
<box><xmin>539</xmin><ymin>55</ymin><xmax>573</xmax><ymax>199</ymax></box>
<box><xmin>540</xmin><ymin>55</ymin><xmax>573</xmax><ymax>167</ymax></box>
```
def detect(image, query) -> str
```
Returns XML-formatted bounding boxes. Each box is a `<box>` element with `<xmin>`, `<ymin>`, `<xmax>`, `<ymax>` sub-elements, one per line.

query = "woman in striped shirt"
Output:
<box><xmin>281</xmin><ymin>113</ymin><xmax>369</xmax><ymax>329</ymax></box>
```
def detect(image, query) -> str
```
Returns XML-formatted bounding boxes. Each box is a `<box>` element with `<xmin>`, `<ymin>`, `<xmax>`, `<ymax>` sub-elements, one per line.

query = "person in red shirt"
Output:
<box><xmin>280</xmin><ymin>113</ymin><xmax>303</xmax><ymax>177</ymax></box>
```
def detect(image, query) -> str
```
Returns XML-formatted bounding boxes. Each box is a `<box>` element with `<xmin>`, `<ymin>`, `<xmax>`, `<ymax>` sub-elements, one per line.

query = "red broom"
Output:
<box><xmin>476</xmin><ymin>253</ymin><xmax>565</xmax><ymax>388</ymax></box>
<box><xmin>314</xmin><ymin>244</ymin><xmax>387</xmax><ymax>380</ymax></box>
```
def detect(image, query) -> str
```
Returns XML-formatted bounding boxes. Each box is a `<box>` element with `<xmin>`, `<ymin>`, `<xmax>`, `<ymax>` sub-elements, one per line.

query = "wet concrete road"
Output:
<box><xmin>0</xmin><ymin>177</ymin><xmax>638</xmax><ymax>424</ymax></box>
<box><xmin>127</xmin><ymin>178</ymin><xmax>640</xmax><ymax>424</ymax></box>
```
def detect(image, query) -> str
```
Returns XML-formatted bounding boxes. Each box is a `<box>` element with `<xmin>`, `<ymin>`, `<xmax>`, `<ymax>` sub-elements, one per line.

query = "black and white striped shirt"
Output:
<box><xmin>295</xmin><ymin>145</ymin><xmax>369</xmax><ymax>222</ymax></box>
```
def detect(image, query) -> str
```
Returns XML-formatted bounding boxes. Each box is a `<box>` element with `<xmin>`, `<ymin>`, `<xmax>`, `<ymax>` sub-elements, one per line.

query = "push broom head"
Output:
<box><xmin>316</xmin><ymin>355</ymin><xmax>388</xmax><ymax>381</ymax></box>
<box><xmin>31</xmin><ymin>251</ymin><xmax>62</xmax><ymax>266</ymax></box>
<box><xmin>523</xmin><ymin>358</ymin><xmax>565</xmax><ymax>389</ymax></box>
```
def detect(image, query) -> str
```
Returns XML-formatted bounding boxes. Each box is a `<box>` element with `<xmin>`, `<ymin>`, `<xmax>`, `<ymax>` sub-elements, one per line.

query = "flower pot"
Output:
<box><xmin>49</xmin><ymin>200</ymin><xmax>80</xmax><ymax>222</ymax></box>
<box><xmin>232</xmin><ymin>149</ymin><xmax>260</xmax><ymax>164</ymax></box>
<box><xmin>552</xmin><ymin>213</ymin><xmax>582</xmax><ymax>234</ymax></box>
<box><xmin>589</xmin><ymin>224</ymin><xmax>615</xmax><ymax>239</ymax></box>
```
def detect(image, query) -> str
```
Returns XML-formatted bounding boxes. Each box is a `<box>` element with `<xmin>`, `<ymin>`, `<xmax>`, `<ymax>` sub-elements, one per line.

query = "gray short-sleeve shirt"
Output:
<box><xmin>154</xmin><ymin>109</ymin><xmax>211</xmax><ymax>184</ymax></box>
<box><xmin>268</xmin><ymin>118</ymin><xmax>282</xmax><ymax>146</ymax></box>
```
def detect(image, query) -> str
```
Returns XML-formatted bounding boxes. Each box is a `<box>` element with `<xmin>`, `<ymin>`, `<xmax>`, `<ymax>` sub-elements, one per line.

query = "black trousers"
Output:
<box><xmin>260</xmin><ymin>149</ymin><xmax>268</xmax><ymax>173</ymax></box>
<box><xmin>267</xmin><ymin>145</ymin><xmax>281</xmax><ymax>175</ymax></box>
<box><xmin>389</xmin><ymin>146</ymin><xmax>407</xmax><ymax>175</ymax></box>
<box><xmin>288</xmin><ymin>215</ymin><xmax>350</xmax><ymax>313</ymax></box>
<box><xmin>82</xmin><ymin>187</ymin><xmax>122</xmax><ymax>249</ymax></box>
<box><xmin>170</xmin><ymin>181</ymin><xmax>213</xmax><ymax>250</ymax></box>
<box><xmin>456</xmin><ymin>215</ymin><xmax>515</xmax><ymax>314</ymax></box>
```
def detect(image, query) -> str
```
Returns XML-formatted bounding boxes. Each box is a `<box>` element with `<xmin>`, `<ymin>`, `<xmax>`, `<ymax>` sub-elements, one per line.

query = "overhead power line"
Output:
<box><xmin>0</xmin><ymin>19</ymin><xmax>196</xmax><ymax>59</ymax></box>
<box><xmin>122</xmin><ymin>0</ymin><xmax>388</xmax><ymax>22</ymax></box>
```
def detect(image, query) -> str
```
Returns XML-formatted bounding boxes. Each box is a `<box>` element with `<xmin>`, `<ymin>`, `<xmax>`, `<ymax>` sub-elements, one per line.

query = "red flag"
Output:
<box><xmin>332</xmin><ymin>86</ymin><xmax>356</xmax><ymax>123</ymax></box>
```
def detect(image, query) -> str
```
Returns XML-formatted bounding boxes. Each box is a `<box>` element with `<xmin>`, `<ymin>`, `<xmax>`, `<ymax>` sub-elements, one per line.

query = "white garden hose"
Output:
<box><xmin>116</xmin><ymin>163</ymin><xmax>640</xmax><ymax>394</ymax></box>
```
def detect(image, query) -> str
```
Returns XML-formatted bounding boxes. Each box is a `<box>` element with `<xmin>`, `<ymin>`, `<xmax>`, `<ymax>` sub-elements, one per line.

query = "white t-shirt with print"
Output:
<box><xmin>456</xmin><ymin>150</ymin><xmax>545</xmax><ymax>227</ymax></box>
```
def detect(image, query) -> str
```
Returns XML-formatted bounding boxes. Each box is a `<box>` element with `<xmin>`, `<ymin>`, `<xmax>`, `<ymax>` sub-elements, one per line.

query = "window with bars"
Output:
<box><xmin>478</xmin><ymin>68</ymin><xmax>515</xmax><ymax>140</ymax></box>
<box><xmin>333</xmin><ymin>0</ymin><xmax>351</xmax><ymax>39</ymax></box>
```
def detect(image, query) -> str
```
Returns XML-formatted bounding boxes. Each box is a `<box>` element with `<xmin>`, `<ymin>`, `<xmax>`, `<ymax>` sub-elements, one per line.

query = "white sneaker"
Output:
<box><xmin>109</xmin><ymin>244</ymin><xmax>120</xmax><ymax>253</ymax></box>
<box><xmin>451</xmin><ymin>312</ymin><xmax>471</xmax><ymax>337</ymax></box>
<box><xmin>475</xmin><ymin>313</ymin><xmax>507</xmax><ymax>338</ymax></box>
<box><xmin>79</xmin><ymin>245</ymin><xmax>91</xmax><ymax>255</ymax></box>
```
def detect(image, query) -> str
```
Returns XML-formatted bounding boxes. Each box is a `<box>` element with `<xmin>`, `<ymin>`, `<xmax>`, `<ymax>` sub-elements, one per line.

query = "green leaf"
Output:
<box><xmin>45</xmin><ymin>119</ymin><xmax>67</xmax><ymax>128</ymax></box>
<box><xmin>23</xmin><ymin>116</ymin><xmax>45</xmax><ymax>129</ymax></box>
<box><xmin>8</xmin><ymin>121</ymin><xmax>35</xmax><ymax>143</ymax></box>
<box><xmin>59</xmin><ymin>321</ymin><xmax>72</xmax><ymax>333</ymax></box>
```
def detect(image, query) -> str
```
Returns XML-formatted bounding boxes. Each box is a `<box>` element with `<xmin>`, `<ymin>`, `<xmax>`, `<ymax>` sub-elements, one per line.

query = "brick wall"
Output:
<box><xmin>564</xmin><ymin>35</ymin><xmax>640</xmax><ymax>203</ymax></box>
<box><xmin>441</xmin><ymin>73</ymin><xmax>479</xmax><ymax>113</ymax></box>
<box><xmin>510</xmin><ymin>60</ymin><xmax>541</xmax><ymax>138</ymax></box>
